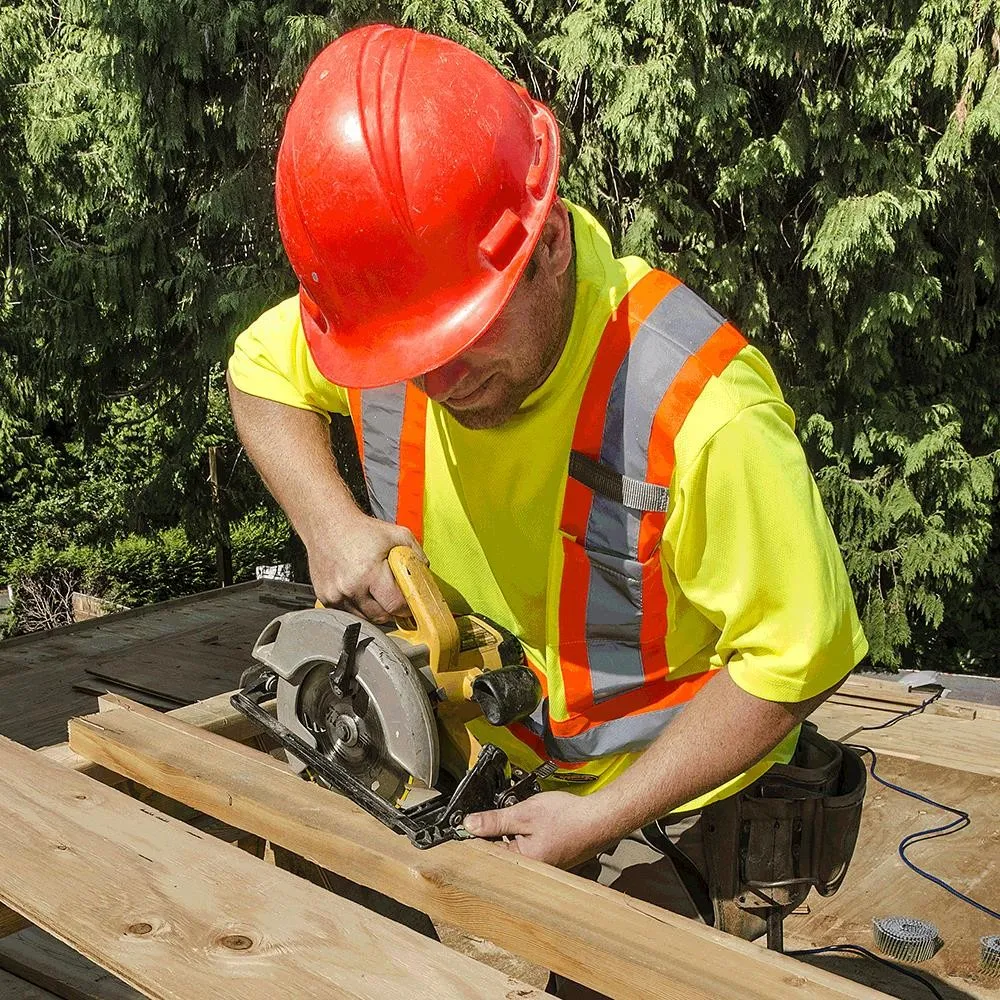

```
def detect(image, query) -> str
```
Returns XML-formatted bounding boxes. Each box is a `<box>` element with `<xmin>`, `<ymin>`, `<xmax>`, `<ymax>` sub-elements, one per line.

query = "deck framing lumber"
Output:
<box><xmin>0</xmin><ymin>733</ymin><xmax>544</xmax><ymax>1000</ymax></box>
<box><xmin>0</xmin><ymin>693</ymin><xmax>263</xmax><ymax>941</ymax></box>
<box><xmin>67</xmin><ymin>698</ymin><xmax>885</xmax><ymax>1000</ymax></box>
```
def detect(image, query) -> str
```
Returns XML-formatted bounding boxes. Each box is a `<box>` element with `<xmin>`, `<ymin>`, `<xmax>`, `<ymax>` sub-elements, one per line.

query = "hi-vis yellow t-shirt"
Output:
<box><xmin>229</xmin><ymin>202</ymin><xmax>868</xmax><ymax>810</ymax></box>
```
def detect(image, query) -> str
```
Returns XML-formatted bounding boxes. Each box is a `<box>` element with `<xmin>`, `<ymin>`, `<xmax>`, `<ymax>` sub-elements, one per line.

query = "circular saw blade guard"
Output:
<box><xmin>251</xmin><ymin>609</ymin><xmax>439</xmax><ymax>798</ymax></box>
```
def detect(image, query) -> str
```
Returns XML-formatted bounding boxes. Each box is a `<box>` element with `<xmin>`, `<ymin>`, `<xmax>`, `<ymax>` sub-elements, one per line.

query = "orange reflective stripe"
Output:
<box><xmin>396</xmin><ymin>385</ymin><xmax>428</xmax><ymax>541</ymax></box>
<box><xmin>507</xmin><ymin>722</ymin><xmax>589</xmax><ymax>769</ymax></box>
<box><xmin>562</xmin><ymin>271</ymin><xmax>677</xmax><ymax>537</ymax></box>
<box><xmin>547</xmin><ymin>668</ymin><xmax>716</xmax><ymax>737</ymax></box>
<box><xmin>557</xmin><ymin>271</ymin><xmax>679</xmax><ymax>714</ymax></box>
<box><xmin>637</xmin><ymin>321</ymin><xmax>746</xmax><ymax>695</ymax></box>
<box><xmin>646</xmin><ymin>321</ymin><xmax>746</xmax><ymax>488</ymax></box>
<box><xmin>638</xmin><ymin>321</ymin><xmax>747</xmax><ymax>683</ymax></box>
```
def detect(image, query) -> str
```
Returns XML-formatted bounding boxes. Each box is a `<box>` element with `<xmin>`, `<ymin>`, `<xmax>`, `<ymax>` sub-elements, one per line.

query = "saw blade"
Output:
<box><xmin>296</xmin><ymin>659</ymin><xmax>411</xmax><ymax>805</ymax></box>
<box><xmin>258</xmin><ymin>608</ymin><xmax>440</xmax><ymax>807</ymax></box>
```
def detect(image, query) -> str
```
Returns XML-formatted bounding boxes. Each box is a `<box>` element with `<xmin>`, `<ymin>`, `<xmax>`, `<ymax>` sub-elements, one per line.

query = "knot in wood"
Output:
<box><xmin>220</xmin><ymin>934</ymin><xmax>254</xmax><ymax>951</ymax></box>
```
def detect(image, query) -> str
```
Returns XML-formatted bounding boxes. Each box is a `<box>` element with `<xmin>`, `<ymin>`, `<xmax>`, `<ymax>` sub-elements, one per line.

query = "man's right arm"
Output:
<box><xmin>227</xmin><ymin>375</ymin><xmax>423</xmax><ymax>623</ymax></box>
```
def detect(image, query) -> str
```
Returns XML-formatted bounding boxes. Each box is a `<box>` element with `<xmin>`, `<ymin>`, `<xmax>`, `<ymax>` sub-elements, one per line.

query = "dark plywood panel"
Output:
<box><xmin>0</xmin><ymin>582</ymin><xmax>313</xmax><ymax>747</ymax></box>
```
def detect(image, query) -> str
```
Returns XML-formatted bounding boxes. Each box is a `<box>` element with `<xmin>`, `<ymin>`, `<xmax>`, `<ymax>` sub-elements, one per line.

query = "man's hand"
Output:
<box><xmin>308</xmin><ymin>513</ymin><xmax>427</xmax><ymax>624</ymax></box>
<box><xmin>462</xmin><ymin>791</ymin><xmax>617</xmax><ymax>869</ymax></box>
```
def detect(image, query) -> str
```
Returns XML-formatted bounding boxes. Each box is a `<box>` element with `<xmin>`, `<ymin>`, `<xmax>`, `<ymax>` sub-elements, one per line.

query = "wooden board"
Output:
<box><xmin>839</xmin><ymin>676</ymin><xmax>1000</xmax><ymax>722</ymax></box>
<box><xmin>0</xmin><ymin>966</ymin><xmax>61</xmax><ymax>1000</ymax></box>
<box><xmin>0</xmin><ymin>734</ymin><xmax>544</xmax><ymax>1000</ymax></box>
<box><xmin>811</xmin><ymin>699</ymin><xmax>1000</xmax><ymax>777</ymax></box>
<box><xmin>68</xmin><ymin>700</ymin><xmax>886</xmax><ymax>1000</ymax></box>
<box><xmin>0</xmin><ymin>692</ymin><xmax>265</xmax><ymax>940</ymax></box>
<box><xmin>0</xmin><ymin>927</ymin><xmax>142</xmax><ymax>1000</ymax></box>
<box><xmin>73</xmin><ymin>679</ymin><xmax>184</xmax><ymax>711</ymax></box>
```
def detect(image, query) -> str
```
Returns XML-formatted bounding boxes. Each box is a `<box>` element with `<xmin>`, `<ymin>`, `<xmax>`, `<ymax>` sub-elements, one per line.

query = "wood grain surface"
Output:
<box><xmin>0</xmin><ymin>734</ymin><xmax>544</xmax><ymax>1000</ymax></box>
<box><xmin>68</xmin><ymin>699</ymin><xmax>887</xmax><ymax>1000</ymax></box>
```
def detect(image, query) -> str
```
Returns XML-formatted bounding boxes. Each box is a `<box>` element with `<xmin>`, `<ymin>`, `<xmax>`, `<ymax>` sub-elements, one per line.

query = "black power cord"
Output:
<box><xmin>788</xmin><ymin>686</ymin><xmax>999</xmax><ymax>999</ymax></box>
<box><xmin>787</xmin><ymin>943</ymin><xmax>946</xmax><ymax>1000</ymax></box>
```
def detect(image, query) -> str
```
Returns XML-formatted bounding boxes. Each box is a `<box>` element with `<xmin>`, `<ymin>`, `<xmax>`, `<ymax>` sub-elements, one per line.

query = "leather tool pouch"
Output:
<box><xmin>701</xmin><ymin>722</ymin><xmax>867</xmax><ymax>939</ymax></box>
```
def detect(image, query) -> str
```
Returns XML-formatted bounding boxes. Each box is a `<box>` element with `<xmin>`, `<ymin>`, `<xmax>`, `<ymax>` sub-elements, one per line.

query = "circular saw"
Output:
<box><xmin>232</xmin><ymin>546</ymin><xmax>550</xmax><ymax>848</ymax></box>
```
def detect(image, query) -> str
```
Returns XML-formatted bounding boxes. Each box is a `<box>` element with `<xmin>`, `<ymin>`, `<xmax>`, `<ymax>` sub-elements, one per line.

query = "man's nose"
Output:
<box><xmin>423</xmin><ymin>357</ymin><xmax>472</xmax><ymax>400</ymax></box>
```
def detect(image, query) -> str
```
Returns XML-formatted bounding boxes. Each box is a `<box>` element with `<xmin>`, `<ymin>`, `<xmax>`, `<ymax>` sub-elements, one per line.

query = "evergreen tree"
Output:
<box><xmin>2</xmin><ymin>1</ymin><xmax>998</xmax><ymax>670</ymax></box>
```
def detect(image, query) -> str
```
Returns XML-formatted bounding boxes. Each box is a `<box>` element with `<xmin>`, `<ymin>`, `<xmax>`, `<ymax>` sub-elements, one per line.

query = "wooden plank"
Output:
<box><xmin>828</xmin><ymin>690</ymin><xmax>977</xmax><ymax>721</ymax></box>
<box><xmin>0</xmin><ymin>912</ymin><xmax>29</xmax><ymax>940</ymax></box>
<box><xmin>811</xmin><ymin>700</ymin><xmax>1000</xmax><ymax>777</ymax></box>
<box><xmin>68</xmin><ymin>700</ymin><xmax>886</xmax><ymax>1000</ymax></box>
<box><xmin>73</xmin><ymin>679</ymin><xmax>184</xmax><ymax>711</ymax></box>
<box><xmin>0</xmin><ymin>965</ymin><xmax>61</xmax><ymax>1000</ymax></box>
<box><xmin>0</xmin><ymin>692</ymin><xmax>265</xmax><ymax>940</ymax></box>
<box><xmin>0</xmin><ymin>927</ymin><xmax>142</xmax><ymax>1000</ymax></box>
<box><xmin>840</xmin><ymin>676</ymin><xmax>1000</xmax><ymax>721</ymax></box>
<box><xmin>0</xmin><ymin>734</ymin><xmax>544</xmax><ymax>1000</ymax></box>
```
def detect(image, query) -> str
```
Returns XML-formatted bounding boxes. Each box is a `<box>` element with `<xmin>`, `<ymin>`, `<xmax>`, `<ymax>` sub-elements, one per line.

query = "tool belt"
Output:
<box><xmin>700</xmin><ymin>722</ymin><xmax>867</xmax><ymax>939</ymax></box>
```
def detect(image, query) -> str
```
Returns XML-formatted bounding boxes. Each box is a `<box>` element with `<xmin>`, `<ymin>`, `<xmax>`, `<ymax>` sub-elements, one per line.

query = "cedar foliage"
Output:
<box><xmin>2</xmin><ymin>1</ymin><xmax>998</xmax><ymax>671</ymax></box>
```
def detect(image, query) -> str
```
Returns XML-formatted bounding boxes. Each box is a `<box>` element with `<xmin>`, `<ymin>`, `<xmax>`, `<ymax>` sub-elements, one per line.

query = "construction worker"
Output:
<box><xmin>228</xmin><ymin>23</ymin><xmax>868</xmax><ymax>990</ymax></box>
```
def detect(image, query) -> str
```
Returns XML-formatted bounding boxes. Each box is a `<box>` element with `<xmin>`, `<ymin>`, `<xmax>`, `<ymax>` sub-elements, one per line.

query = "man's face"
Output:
<box><xmin>412</xmin><ymin>208</ymin><xmax>575</xmax><ymax>430</ymax></box>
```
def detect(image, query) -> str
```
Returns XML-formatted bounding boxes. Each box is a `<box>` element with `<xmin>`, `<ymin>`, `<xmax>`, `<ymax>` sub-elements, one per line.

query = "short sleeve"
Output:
<box><xmin>227</xmin><ymin>296</ymin><xmax>350</xmax><ymax>418</ymax></box>
<box><xmin>667</xmin><ymin>401</ymin><xmax>868</xmax><ymax>703</ymax></box>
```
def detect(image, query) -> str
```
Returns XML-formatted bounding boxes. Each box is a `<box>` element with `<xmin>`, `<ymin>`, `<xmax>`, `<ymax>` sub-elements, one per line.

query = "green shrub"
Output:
<box><xmin>231</xmin><ymin>508</ymin><xmax>293</xmax><ymax>582</ymax></box>
<box><xmin>3</xmin><ymin>507</ymin><xmax>291</xmax><ymax>635</ymax></box>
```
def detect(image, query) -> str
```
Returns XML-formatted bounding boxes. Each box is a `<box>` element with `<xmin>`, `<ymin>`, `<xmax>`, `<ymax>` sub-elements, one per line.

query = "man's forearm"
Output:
<box><xmin>227</xmin><ymin>375</ymin><xmax>424</xmax><ymax>619</ymax></box>
<box><xmin>462</xmin><ymin>668</ymin><xmax>846</xmax><ymax>867</ymax></box>
<box><xmin>587</xmin><ymin>669</ymin><xmax>842</xmax><ymax>839</ymax></box>
<box><xmin>227</xmin><ymin>375</ymin><xmax>361</xmax><ymax>547</ymax></box>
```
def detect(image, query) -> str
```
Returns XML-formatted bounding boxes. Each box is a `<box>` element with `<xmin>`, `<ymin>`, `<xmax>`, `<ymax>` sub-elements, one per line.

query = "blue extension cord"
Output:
<box><xmin>787</xmin><ymin>687</ymin><xmax>999</xmax><ymax>999</ymax></box>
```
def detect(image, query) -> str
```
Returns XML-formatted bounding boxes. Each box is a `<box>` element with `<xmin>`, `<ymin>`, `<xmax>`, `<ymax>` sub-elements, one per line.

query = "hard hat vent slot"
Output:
<box><xmin>525</xmin><ymin>129</ymin><xmax>551</xmax><ymax>199</ymax></box>
<box><xmin>480</xmin><ymin>209</ymin><xmax>526</xmax><ymax>270</ymax></box>
<box><xmin>300</xmin><ymin>285</ymin><xmax>329</xmax><ymax>333</ymax></box>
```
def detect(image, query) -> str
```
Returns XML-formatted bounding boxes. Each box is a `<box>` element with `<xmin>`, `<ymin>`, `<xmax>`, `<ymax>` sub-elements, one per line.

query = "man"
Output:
<box><xmin>228</xmin><ymin>22</ymin><xmax>867</xmax><ymax>987</ymax></box>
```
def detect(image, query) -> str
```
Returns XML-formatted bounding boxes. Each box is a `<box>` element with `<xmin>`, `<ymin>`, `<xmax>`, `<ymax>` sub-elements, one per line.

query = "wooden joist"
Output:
<box><xmin>811</xmin><ymin>698</ymin><xmax>1000</xmax><ymax>777</ymax></box>
<box><xmin>837</xmin><ymin>676</ymin><xmax>1000</xmax><ymax>722</ymax></box>
<box><xmin>0</xmin><ymin>692</ymin><xmax>263</xmax><ymax>942</ymax></box>
<box><xmin>67</xmin><ymin>698</ymin><xmax>886</xmax><ymax>1000</ymax></box>
<box><xmin>0</xmin><ymin>733</ymin><xmax>544</xmax><ymax>1000</ymax></box>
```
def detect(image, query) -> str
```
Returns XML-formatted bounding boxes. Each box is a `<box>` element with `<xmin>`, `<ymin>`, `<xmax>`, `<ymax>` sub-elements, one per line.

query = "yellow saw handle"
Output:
<box><xmin>388</xmin><ymin>545</ymin><xmax>461</xmax><ymax>674</ymax></box>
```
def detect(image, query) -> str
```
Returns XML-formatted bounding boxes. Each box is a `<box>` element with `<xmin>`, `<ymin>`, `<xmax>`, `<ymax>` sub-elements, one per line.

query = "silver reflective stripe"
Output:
<box><xmin>581</xmin><ymin>283</ymin><xmax>725</xmax><ymax>705</ymax></box>
<box><xmin>584</xmin><ymin>548</ymin><xmax>644</xmax><ymax>701</ymax></box>
<box><xmin>590</xmin><ymin>284</ymin><xmax>724</xmax><ymax>558</ymax></box>
<box><xmin>361</xmin><ymin>384</ymin><xmax>406</xmax><ymax>522</ymax></box>
<box><xmin>544</xmin><ymin>701</ymin><xmax>687</xmax><ymax>761</ymax></box>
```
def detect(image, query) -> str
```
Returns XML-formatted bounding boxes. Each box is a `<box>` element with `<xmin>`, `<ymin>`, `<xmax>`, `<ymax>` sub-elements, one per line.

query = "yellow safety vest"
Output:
<box><xmin>345</xmin><ymin>269</ymin><xmax>748</xmax><ymax>772</ymax></box>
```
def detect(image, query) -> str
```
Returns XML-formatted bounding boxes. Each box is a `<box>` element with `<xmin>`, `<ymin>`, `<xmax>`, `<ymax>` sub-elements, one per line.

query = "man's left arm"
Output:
<box><xmin>464</xmin><ymin>397</ymin><xmax>867</xmax><ymax>866</ymax></box>
<box><xmin>463</xmin><ymin>669</ymin><xmax>841</xmax><ymax>868</ymax></box>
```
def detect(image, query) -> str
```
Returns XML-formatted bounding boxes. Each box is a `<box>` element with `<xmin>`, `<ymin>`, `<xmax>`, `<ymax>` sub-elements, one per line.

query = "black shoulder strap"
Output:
<box><xmin>569</xmin><ymin>450</ymin><xmax>669</xmax><ymax>513</ymax></box>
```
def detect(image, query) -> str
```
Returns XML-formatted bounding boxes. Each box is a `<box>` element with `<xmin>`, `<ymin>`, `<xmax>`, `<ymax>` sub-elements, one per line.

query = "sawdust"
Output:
<box><xmin>434</xmin><ymin>921</ymin><xmax>548</xmax><ymax>987</ymax></box>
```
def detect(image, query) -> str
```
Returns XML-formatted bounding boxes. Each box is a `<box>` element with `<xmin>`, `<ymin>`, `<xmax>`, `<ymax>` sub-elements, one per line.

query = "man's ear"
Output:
<box><xmin>534</xmin><ymin>198</ymin><xmax>573</xmax><ymax>279</ymax></box>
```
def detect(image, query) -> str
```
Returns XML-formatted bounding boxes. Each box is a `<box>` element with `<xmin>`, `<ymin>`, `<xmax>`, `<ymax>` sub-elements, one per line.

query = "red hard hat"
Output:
<box><xmin>275</xmin><ymin>24</ymin><xmax>560</xmax><ymax>389</ymax></box>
